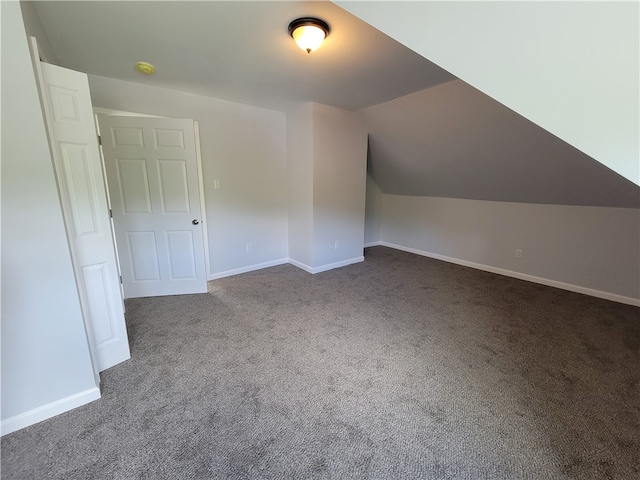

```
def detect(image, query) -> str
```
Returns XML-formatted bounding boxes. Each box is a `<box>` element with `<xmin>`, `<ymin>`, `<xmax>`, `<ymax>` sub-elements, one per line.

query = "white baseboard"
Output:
<box><xmin>288</xmin><ymin>258</ymin><xmax>315</xmax><ymax>274</ymax></box>
<box><xmin>288</xmin><ymin>256</ymin><xmax>365</xmax><ymax>274</ymax></box>
<box><xmin>379</xmin><ymin>242</ymin><xmax>640</xmax><ymax>307</ymax></box>
<box><xmin>213</xmin><ymin>257</ymin><xmax>366</xmax><ymax>278</ymax></box>
<box><xmin>209</xmin><ymin>258</ymin><xmax>289</xmax><ymax>280</ymax></box>
<box><xmin>364</xmin><ymin>241</ymin><xmax>382</xmax><ymax>248</ymax></box>
<box><xmin>1</xmin><ymin>387</ymin><xmax>101</xmax><ymax>436</ymax></box>
<box><xmin>310</xmin><ymin>256</ymin><xmax>365</xmax><ymax>274</ymax></box>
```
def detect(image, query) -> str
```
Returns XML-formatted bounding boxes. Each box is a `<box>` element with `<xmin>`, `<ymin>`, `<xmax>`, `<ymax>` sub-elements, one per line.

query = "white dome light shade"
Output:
<box><xmin>288</xmin><ymin>18</ymin><xmax>330</xmax><ymax>54</ymax></box>
<box><xmin>292</xmin><ymin>25</ymin><xmax>326</xmax><ymax>53</ymax></box>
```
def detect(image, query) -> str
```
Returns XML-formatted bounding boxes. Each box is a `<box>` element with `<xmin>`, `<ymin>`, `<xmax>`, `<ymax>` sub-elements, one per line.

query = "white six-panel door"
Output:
<box><xmin>38</xmin><ymin>62</ymin><xmax>131</xmax><ymax>372</ymax></box>
<box><xmin>98</xmin><ymin>116</ymin><xmax>207</xmax><ymax>298</ymax></box>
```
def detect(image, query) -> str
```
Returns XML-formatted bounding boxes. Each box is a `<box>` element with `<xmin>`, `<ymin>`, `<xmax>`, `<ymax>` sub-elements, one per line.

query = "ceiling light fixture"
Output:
<box><xmin>288</xmin><ymin>17</ymin><xmax>330</xmax><ymax>54</ymax></box>
<box><xmin>135</xmin><ymin>61</ymin><xmax>155</xmax><ymax>75</ymax></box>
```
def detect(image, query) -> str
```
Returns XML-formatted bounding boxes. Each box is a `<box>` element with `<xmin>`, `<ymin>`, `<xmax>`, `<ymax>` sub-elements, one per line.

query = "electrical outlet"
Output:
<box><xmin>515</xmin><ymin>249</ymin><xmax>523</xmax><ymax>258</ymax></box>
<box><xmin>334</xmin><ymin>240</ymin><xmax>340</xmax><ymax>250</ymax></box>
<box><xmin>246</xmin><ymin>243</ymin><xmax>252</xmax><ymax>253</ymax></box>
<box><xmin>213</xmin><ymin>179</ymin><xmax>221</xmax><ymax>190</ymax></box>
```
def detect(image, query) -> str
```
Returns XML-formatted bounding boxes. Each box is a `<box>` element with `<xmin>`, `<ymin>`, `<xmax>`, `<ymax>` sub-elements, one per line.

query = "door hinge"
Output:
<box><xmin>109</xmin><ymin>209</ymin><xmax>113</xmax><ymax>218</ymax></box>
<box><xmin>119</xmin><ymin>275</ymin><xmax>123</xmax><ymax>284</ymax></box>
<box><xmin>98</xmin><ymin>135</ymin><xmax>102</xmax><ymax>146</ymax></box>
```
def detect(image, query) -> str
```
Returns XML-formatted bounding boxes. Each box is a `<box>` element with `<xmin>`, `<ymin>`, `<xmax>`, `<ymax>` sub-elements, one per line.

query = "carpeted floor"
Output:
<box><xmin>2</xmin><ymin>246</ymin><xmax>639</xmax><ymax>479</ymax></box>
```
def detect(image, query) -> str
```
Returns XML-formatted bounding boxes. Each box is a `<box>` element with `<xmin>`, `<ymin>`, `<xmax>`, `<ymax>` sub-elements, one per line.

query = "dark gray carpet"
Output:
<box><xmin>2</xmin><ymin>246</ymin><xmax>639</xmax><ymax>479</ymax></box>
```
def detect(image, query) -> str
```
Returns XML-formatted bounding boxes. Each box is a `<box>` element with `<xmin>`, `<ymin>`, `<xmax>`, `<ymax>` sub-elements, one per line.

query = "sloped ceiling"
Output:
<box><xmin>26</xmin><ymin>0</ymin><xmax>639</xmax><ymax>208</ymax></box>
<box><xmin>361</xmin><ymin>80</ymin><xmax>639</xmax><ymax>208</ymax></box>
<box><xmin>337</xmin><ymin>0</ymin><xmax>640</xmax><ymax>187</ymax></box>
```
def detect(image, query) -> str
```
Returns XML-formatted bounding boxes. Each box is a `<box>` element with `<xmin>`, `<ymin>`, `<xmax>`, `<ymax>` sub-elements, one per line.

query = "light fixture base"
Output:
<box><xmin>288</xmin><ymin>17</ymin><xmax>330</xmax><ymax>37</ymax></box>
<box><xmin>288</xmin><ymin>17</ymin><xmax>330</xmax><ymax>54</ymax></box>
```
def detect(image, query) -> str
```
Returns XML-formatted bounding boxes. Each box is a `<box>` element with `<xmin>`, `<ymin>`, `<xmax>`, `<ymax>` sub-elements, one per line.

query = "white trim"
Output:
<box><xmin>379</xmin><ymin>242</ymin><xmax>640</xmax><ymax>307</ymax></box>
<box><xmin>287</xmin><ymin>258</ymin><xmax>314</xmax><ymax>274</ymax></box>
<box><xmin>0</xmin><ymin>387</ymin><xmax>101</xmax><ymax>436</ymax></box>
<box><xmin>193</xmin><ymin>121</ymin><xmax>211</xmax><ymax>281</ymax></box>
<box><xmin>289</xmin><ymin>256</ymin><xmax>365</xmax><ymax>274</ymax></box>
<box><xmin>209</xmin><ymin>256</ymin><xmax>367</xmax><ymax>280</ymax></box>
<box><xmin>92</xmin><ymin>107</ymin><xmax>164</xmax><ymax>118</ymax></box>
<box><xmin>364</xmin><ymin>241</ymin><xmax>382</xmax><ymax>248</ymax></box>
<box><xmin>209</xmin><ymin>258</ymin><xmax>289</xmax><ymax>280</ymax></box>
<box><xmin>310</xmin><ymin>256</ymin><xmax>365</xmax><ymax>274</ymax></box>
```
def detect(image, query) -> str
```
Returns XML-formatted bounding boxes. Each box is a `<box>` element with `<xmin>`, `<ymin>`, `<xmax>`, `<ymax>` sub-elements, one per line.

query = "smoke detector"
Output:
<box><xmin>135</xmin><ymin>62</ymin><xmax>155</xmax><ymax>75</ymax></box>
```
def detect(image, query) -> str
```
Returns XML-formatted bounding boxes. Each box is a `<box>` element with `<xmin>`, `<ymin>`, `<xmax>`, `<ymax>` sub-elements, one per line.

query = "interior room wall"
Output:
<box><xmin>285</xmin><ymin>102</ymin><xmax>368</xmax><ymax>272</ymax></box>
<box><xmin>1</xmin><ymin>0</ymin><xmax>99</xmax><ymax>434</ymax></box>
<box><xmin>337</xmin><ymin>1</ymin><xmax>639</xmax><ymax>186</ymax></box>
<box><xmin>312</xmin><ymin>103</ymin><xmax>367</xmax><ymax>268</ymax></box>
<box><xmin>19</xmin><ymin>0</ymin><xmax>58</xmax><ymax>63</ymax></box>
<box><xmin>377</xmin><ymin>195</ymin><xmax>640</xmax><ymax>303</ymax></box>
<box><xmin>364</xmin><ymin>173</ymin><xmax>383</xmax><ymax>245</ymax></box>
<box><xmin>87</xmin><ymin>75</ymin><xmax>289</xmax><ymax>279</ymax></box>
<box><xmin>286</xmin><ymin>103</ymin><xmax>314</xmax><ymax>268</ymax></box>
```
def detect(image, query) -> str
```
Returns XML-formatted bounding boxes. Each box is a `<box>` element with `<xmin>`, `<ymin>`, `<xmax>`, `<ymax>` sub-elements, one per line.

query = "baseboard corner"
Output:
<box><xmin>312</xmin><ymin>256</ymin><xmax>365</xmax><ymax>274</ymax></box>
<box><xmin>364</xmin><ymin>241</ymin><xmax>382</xmax><ymax>248</ymax></box>
<box><xmin>288</xmin><ymin>258</ymin><xmax>315</xmax><ymax>274</ymax></box>
<box><xmin>289</xmin><ymin>256</ymin><xmax>365</xmax><ymax>274</ymax></box>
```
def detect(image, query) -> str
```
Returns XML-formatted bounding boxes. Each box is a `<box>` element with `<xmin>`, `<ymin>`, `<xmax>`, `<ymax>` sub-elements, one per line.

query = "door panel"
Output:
<box><xmin>39</xmin><ymin>62</ymin><xmax>130</xmax><ymax>372</ymax></box>
<box><xmin>154</xmin><ymin>128</ymin><xmax>185</xmax><ymax>148</ymax></box>
<box><xmin>112</xmin><ymin>126</ymin><xmax>144</xmax><ymax>147</ymax></box>
<box><xmin>59</xmin><ymin>144</ymin><xmax>100</xmax><ymax>236</ymax></box>
<box><xmin>82</xmin><ymin>263</ymin><xmax>116</xmax><ymax>344</ymax></box>
<box><xmin>158</xmin><ymin>160</ymin><xmax>190</xmax><ymax>213</ymax></box>
<box><xmin>127</xmin><ymin>231</ymin><xmax>161</xmax><ymax>281</ymax></box>
<box><xmin>166</xmin><ymin>231</ymin><xmax>197</xmax><ymax>279</ymax></box>
<box><xmin>99</xmin><ymin>116</ymin><xmax>207</xmax><ymax>298</ymax></box>
<box><xmin>117</xmin><ymin>158</ymin><xmax>152</xmax><ymax>213</ymax></box>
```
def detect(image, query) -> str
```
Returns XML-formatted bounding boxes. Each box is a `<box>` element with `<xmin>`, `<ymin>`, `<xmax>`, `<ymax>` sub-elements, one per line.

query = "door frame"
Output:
<box><xmin>94</xmin><ymin>109</ymin><xmax>211</xmax><ymax>285</ymax></box>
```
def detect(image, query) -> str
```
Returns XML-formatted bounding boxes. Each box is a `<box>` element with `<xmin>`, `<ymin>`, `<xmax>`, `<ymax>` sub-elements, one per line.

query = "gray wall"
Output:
<box><xmin>1</xmin><ymin>1</ymin><xmax>97</xmax><ymax>428</ymax></box>
<box><xmin>286</xmin><ymin>103</ymin><xmax>368</xmax><ymax>271</ymax></box>
<box><xmin>364</xmin><ymin>183</ymin><xmax>640</xmax><ymax>303</ymax></box>
<box><xmin>286</xmin><ymin>103</ymin><xmax>314</xmax><ymax>268</ymax></box>
<box><xmin>19</xmin><ymin>1</ymin><xmax>58</xmax><ymax>63</ymax></box>
<box><xmin>364</xmin><ymin>174</ymin><xmax>383</xmax><ymax>246</ymax></box>
<box><xmin>312</xmin><ymin>103</ymin><xmax>367</xmax><ymax>268</ymax></box>
<box><xmin>88</xmin><ymin>75</ymin><xmax>289</xmax><ymax>278</ymax></box>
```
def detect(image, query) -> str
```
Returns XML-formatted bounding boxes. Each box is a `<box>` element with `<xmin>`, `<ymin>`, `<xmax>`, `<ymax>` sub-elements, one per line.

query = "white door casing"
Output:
<box><xmin>98</xmin><ymin>116</ymin><xmax>207</xmax><ymax>298</ymax></box>
<box><xmin>37</xmin><ymin>61</ymin><xmax>131</xmax><ymax>372</ymax></box>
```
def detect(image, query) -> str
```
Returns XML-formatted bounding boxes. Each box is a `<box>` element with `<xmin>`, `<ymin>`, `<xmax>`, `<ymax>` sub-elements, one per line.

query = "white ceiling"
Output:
<box><xmin>32</xmin><ymin>0</ymin><xmax>455</xmax><ymax>112</ymax></box>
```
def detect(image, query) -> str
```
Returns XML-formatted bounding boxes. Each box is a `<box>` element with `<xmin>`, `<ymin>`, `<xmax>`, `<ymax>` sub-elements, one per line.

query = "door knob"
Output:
<box><xmin>192</xmin><ymin>219</ymin><xmax>200</xmax><ymax>225</ymax></box>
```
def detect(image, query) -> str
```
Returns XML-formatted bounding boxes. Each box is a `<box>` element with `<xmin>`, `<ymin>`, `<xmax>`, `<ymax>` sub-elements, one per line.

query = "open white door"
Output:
<box><xmin>36</xmin><ymin>61</ymin><xmax>131</xmax><ymax>372</ymax></box>
<box><xmin>98</xmin><ymin>116</ymin><xmax>207</xmax><ymax>298</ymax></box>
